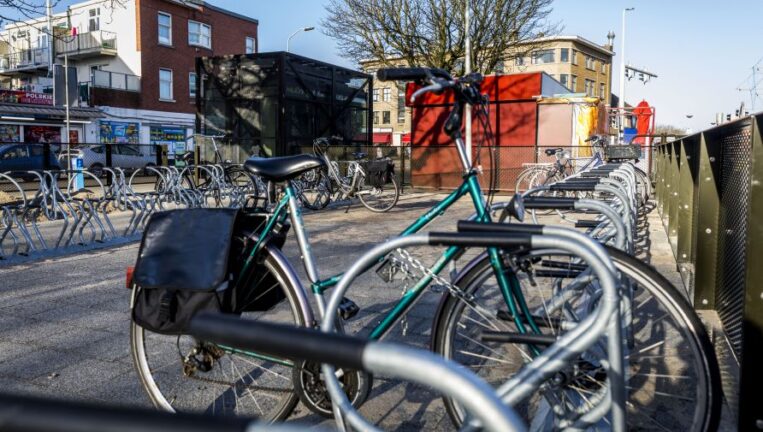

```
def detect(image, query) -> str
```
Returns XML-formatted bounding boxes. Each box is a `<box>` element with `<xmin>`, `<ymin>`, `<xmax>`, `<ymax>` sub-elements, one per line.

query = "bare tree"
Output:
<box><xmin>323</xmin><ymin>0</ymin><xmax>559</xmax><ymax>75</ymax></box>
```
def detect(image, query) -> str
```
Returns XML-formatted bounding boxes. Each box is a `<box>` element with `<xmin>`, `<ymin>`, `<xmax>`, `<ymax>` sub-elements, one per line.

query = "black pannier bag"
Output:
<box><xmin>131</xmin><ymin>208</ymin><xmax>289</xmax><ymax>335</ymax></box>
<box><xmin>364</xmin><ymin>158</ymin><xmax>394</xmax><ymax>188</ymax></box>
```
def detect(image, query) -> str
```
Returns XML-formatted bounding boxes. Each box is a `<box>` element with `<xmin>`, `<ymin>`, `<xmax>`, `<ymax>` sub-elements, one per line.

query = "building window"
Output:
<box><xmin>382</xmin><ymin>111</ymin><xmax>390</xmax><ymax>124</ymax></box>
<box><xmin>383</xmin><ymin>87</ymin><xmax>391</xmax><ymax>102</ymax></box>
<box><xmin>88</xmin><ymin>8</ymin><xmax>100</xmax><ymax>32</ymax></box>
<box><xmin>601</xmin><ymin>62</ymin><xmax>606</xmax><ymax>74</ymax></box>
<box><xmin>397</xmin><ymin>87</ymin><xmax>406</xmax><ymax>123</ymax></box>
<box><xmin>188</xmin><ymin>20</ymin><xmax>211</xmax><ymax>48</ymax></box>
<box><xmin>531</xmin><ymin>49</ymin><xmax>555</xmax><ymax>64</ymax></box>
<box><xmin>559</xmin><ymin>74</ymin><xmax>569</xmax><ymax>88</ymax></box>
<box><xmin>245</xmin><ymin>37</ymin><xmax>255</xmax><ymax>54</ymax></box>
<box><xmin>560</xmin><ymin>48</ymin><xmax>569</xmax><ymax>63</ymax></box>
<box><xmin>571</xmin><ymin>49</ymin><xmax>578</xmax><ymax>65</ymax></box>
<box><xmin>585</xmin><ymin>79</ymin><xmax>595</xmax><ymax>96</ymax></box>
<box><xmin>159</xmin><ymin>68</ymin><xmax>173</xmax><ymax>100</ymax></box>
<box><xmin>571</xmin><ymin>75</ymin><xmax>578</xmax><ymax>91</ymax></box>
<box><xmin>600</xmin><ymin>83</ymin><xmax>606</xmax><ymax>98</ymax></box>
<box><xmin>189</xmin><ymin>72</ymin><xmax>197</xmax><ymax>98</ymax></box>
<box><xmin>585</xmin><ymin>56</ymin><xmax>595</xmax><ymax>70</ymax></box>
<box><xmin>372</xmin><ymin>88</ymin><xmax>379</xmax><ymax>102</ymax></box>
<box><xmin>515</xmin><ymin>56</ymin><xmax>525</xmax><ymax>66</ymax></box>
<box><xmin>373</xmin><ymin>111</ymin><xmax>379</xmax><ymax>125</ymax></box>
<box><xmin>494</xmin><ymin>60</ymin><xmax>505</xmax><ymax>73</ymax></box>
<box><xmin>158</xmin><ymin>12</ymin><xmax>172</xmax><ymax>45</ymax></box>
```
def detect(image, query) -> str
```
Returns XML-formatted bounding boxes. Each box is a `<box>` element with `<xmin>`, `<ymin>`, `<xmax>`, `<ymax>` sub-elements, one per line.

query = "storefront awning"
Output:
<box><xmin>372</xmin><ymin>132</ymin><xmax>392</xmax><ymax>144</ymax></box>
<box><xmin>0</xmin><ymin>103</ymin><xmax>105</xmax><ymax>119</ymax></box>
<box><xmin>401</xmin><ymin>133</ymin><xmax>411</xmax><ymax>144</ymax></box>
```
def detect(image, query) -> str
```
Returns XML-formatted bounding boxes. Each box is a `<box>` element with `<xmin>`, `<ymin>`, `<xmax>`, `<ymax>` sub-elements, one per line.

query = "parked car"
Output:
<box><xmin>60</xmin><ymin>144</ymin><xmax>157</xmax><ymax>175</ymax></box>
<box><xmin>0</xmin><ymin>144</ymin><xmax>61</xmax><ymax>179</ymax></box>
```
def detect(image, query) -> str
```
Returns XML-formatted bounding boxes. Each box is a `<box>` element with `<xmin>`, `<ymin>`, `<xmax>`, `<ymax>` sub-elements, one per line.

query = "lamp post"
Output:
<box><xmin>286</xmin><ymin>26</ymin><xmax>315</xmax><ymax>53</ymax></box>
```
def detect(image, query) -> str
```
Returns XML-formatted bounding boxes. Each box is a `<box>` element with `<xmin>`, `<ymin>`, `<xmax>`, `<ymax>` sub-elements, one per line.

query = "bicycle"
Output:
<box><xmin>297</xmin><ymin>137</ymin><xmax>400</xmax><ymax>212</ymax></box>
<box><xmin>128</xmin><ymin>67</ymin><xmax>720</xmax><ymax>430</ymax></box>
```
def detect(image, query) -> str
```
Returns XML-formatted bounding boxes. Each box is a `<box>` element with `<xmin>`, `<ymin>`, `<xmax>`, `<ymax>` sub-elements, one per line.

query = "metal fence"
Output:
<box><xmin>653</xmin><ymin>114</ymin><xmax>763</xmax><ymax>429</ymax></box>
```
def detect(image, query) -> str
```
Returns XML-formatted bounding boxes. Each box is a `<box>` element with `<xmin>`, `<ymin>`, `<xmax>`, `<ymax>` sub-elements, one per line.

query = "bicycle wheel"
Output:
<box><xmin>298</xmin><ymin>169</ymin><xmax>332</xmax><ymax>210</ymax></box>
<box><xmin>226</xmin><ymin>167</ymin><xmax>261</xmax><ymax>209</ymax></box>
<box><xmin>432</xmin><ymin>247</ymin><xmax>721</xmax><ymax>431</ymax></box>
<box><xmin>131</xmin><ymin>246</ymin><xmax>309</xmax><ymax>421</ymax></box>
<box><xmin>358</xmin><ymin>175</ymin><xmax>399</xmax><ymax>212</ymax></box>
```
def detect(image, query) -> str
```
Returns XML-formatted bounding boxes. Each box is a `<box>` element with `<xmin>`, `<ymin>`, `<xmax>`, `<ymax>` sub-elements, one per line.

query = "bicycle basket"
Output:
<box><xmin>604</xmin><ymin>144</ymin><xmax>641</xmax><ymax>161</ymax></box>
<box><xmin>364</xmin><ymin>159</ymin><xmax>394</xmax><ymax>188</ymax></box>
<box><xmin>131</xmin><ymin>208</ymin><xmax>288</xmax><ymax>335</ymax></box>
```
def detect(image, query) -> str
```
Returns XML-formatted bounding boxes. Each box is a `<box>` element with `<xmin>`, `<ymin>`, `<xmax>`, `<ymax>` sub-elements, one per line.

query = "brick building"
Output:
<box><xmin>0</xmin><ymin>0</ymin><xmax>257</xmax><ymax>156</ymax></box>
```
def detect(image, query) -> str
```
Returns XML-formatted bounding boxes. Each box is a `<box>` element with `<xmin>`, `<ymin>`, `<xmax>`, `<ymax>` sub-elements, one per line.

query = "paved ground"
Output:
<box><xmin>0</xmin><ymin>192</ymin><xmax>733</xmax><ymax>430</ymax></box>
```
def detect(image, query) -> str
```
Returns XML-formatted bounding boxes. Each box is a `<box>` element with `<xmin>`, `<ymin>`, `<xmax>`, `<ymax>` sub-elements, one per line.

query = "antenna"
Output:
<box><xmin>736</xmin><ymin>58</ymin><xmax>763</xmax><ymax>112</ymax></box>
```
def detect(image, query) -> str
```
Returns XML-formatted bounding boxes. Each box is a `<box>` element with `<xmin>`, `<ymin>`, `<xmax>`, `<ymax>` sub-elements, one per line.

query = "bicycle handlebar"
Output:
<box><xmin>376</xmin><ymin>67</ymin><xmax>451</xmax><ymax>82</ymax></box>
<box><xmin>189</xmin><ymin>314</ymin><xmax>366</xmax><ymax>370</ymax></box>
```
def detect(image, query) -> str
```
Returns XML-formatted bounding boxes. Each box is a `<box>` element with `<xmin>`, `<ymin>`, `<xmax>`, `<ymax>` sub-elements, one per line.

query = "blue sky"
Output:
<box><xmin>7</xmin><ymin>0</ymin><xmax>763</xmax><ymax>130</ymax></box>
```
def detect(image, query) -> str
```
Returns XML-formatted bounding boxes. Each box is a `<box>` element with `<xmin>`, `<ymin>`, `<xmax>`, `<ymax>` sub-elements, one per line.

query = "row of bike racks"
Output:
<box><xmin>0</xmin><ymin>164</ymin><xmax>260</xmax><ymax>260</ymax></box>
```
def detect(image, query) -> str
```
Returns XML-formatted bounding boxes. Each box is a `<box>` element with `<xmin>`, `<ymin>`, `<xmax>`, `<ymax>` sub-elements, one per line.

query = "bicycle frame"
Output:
<box><xmin>237</xmin><ymin>134</ymin><xmax>542</xmax><ymax>344</ymax></box>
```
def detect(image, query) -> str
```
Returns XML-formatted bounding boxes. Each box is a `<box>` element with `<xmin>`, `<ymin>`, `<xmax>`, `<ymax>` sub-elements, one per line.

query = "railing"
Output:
<box><xmin>91</xmin><ymin>70</ymin><xmax>140</xmax><ymax>92</ymax></box>
<box><xmin>55</xmin><ymin>30</ymin><xmax>117</xmax><ymax>56</ymax></box>
<box><xmin>653</xmin><ymin>114</ymin><xmax>763</xmax><ymax>430</ymax></box>
<box><xmin>0</xmin><ymin>47</ymin><xmax>49</xmax><ymax>72</ymax></box>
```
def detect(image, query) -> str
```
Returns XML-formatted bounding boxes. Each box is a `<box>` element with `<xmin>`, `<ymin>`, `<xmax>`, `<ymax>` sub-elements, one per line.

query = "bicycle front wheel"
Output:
<box><xmin>130</xmin><ymin>246</ymin><xmax>309</xmax><ymax>421</ymax></box>
<box><xmin>432</xmin><ymin>248</ymin><xmax>721</xmax><ymax>431</ymax></box>
<box><xmin>358</xmin><ymin>175</ymin><xmax>399</xmax><ymax>212</ymax></box>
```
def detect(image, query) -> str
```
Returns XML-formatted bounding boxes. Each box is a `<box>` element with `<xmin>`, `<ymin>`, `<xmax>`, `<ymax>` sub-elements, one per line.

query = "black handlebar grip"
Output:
<box><xmin>456</xmin><ymin>220</ymin><xmax>544</xmax><ymax>235</ymax></box>
<box><xmin>549</xmin><ymin>183</ymin><xmax>597</xmax><ymax>192</ymax></box>
<box><xmin>429</xmin><ymin>231</ymin><xmax>532</xmax><ymax>248</ymax></box>
<box><xmin>522</xmin><ymin>197</ymin><xmax>577</xmax><ymax>210</ymax></box>
<box><xmin>0</xmin><ymin>393</ymin><xmax>253</xmax><ymax>432</ymax></box>
<box><xmin>189</xmin><ymin>314</ymin><xmax>366</xmax><ymax>370</ymax></box>
<box><xmin>376</xmin><ymin>67</ymin><xmax>451</xmax><ymax>82</ymax></box>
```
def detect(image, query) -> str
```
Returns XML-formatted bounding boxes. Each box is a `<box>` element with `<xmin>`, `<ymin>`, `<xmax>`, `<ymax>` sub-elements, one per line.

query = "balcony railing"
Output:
<box><xmin>0</xmin><ymin>47</ymin><xmax>50</xmax><ymax>73</ymax></box>
<box><xmin>55</xmin><ymin>31</ymin><xmax>117</xmax><ymax>58</ymax></box>
<box><xmin>91</xmin><ymin>69</ymin><xmax>140</xmax><ymax>92</ymax></box>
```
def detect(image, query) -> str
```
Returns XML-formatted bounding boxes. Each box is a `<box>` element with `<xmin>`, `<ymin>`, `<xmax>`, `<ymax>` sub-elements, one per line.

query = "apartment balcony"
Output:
<box><xmin>0</xmin><ymin>48</ymin><xmax>50</xmax><ymax>75</ymax></box>
<box><xmin>80</xmin><ymin>69</ymin><xmax>141</xmax><ymax>109</ymax></box>
<box><xmin>55</xmin><ymin>31</ymin><xmax>117</xmax><ymax>60</ymax></box>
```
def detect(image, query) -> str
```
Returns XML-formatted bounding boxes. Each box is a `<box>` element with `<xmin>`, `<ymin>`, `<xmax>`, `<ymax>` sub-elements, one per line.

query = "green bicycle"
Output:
<box><xmin>129</xmin><ymin>68</ymin><xmax>720</xmax><ymax>430</ymax></box>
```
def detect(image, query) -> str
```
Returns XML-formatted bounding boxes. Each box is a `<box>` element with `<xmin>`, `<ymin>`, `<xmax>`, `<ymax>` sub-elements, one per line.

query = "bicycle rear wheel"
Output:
<box><xmin>358</xmin><ymin>175</ymin><xmax>399</xmax><ymax>212</ymax></box>
<box><xmin>432</xmin><ymin>248</ymin><xmax>721</xmax><ymax>431</ymax></box>
<box><xmin>298</xmin><ymin>169</ymin><xmax>332</xmax><ymax>210</ymax></box>
<box><xmin>130</xmin><ymin>247</ymin><xmax>308</xmax><ymax>421</ymax></box>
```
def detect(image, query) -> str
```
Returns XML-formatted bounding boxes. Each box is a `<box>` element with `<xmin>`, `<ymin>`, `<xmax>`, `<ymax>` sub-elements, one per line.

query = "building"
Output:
<box><xmin>197</xmin><ymin>52</ymin><xmax>372</xmax><ymax>159</ymax></box>
<box><xmin>0</xmin><ymin>0</ymin><xmax>257</xmax><ymax>156</ymax></box>
<box><xmin>360</xmin><ymin>34</ymin><xmax>615</xmax><ymax>145</ymax></box>
<box><xmin>502</xmin><ymin>35</ymin><xmax>614</xmax><ymax>100</ymax></box>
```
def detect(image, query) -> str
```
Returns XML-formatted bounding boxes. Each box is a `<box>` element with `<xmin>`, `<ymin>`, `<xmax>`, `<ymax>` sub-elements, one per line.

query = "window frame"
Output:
<box><xmin>600</xmin><ymin>83</ymin><xmax>606</xmax><ymax>98</ymax></box>
<box><xmin>397</xmin><ymin>87</ymin><xmax>406</xmax><ymax>123</ymax></box>
<box><xmin>515</xmin><ymin>56</ymin><xmax>525</xmax><ymax>66</ymax></box>
<box><xmin>88</xmin><ymin>8</ymin><xmax>100</xmax><ymax>32</ymax></box>
<box><xmin>559</xmin><ymin>74</ymin><xmax>569</xmax><ymax>88</ymax></box>
<box><xmin>571</xmin><ymin>49</ymin><xmax>578</xmax><ymax>65</ymax></box>
<box><xmin>372</xmin><ymin>88</ymin><xmax>379</xmax><ymax>102</ymax></box>
<box><xmin>245</xmin><ymin>36</ymin><xmax>255</xmax><ymax>54</ymax></box>
<box><xmin>158</xmin><ymin>12</ymin><xmax>172</xmax><ymax>46</ymax></box>
<box><xmin>382</xmin><ymin>87</ymin><xmax>391</xmax><ymax>102</ymax></box>
<box><xmin>188</xmin><ymin>20</ymin><xmax>211</xmax><ymax>49</ymax></box>
<box><xmin>373</xmin><ymin>111</ymin><xmax>380</xmax><ymax>125</ymax></box>
<box><xmin>560</xmin><ymin>48</ymin><xmax>569</xmax><ymax>63</ymax></box>
<box><xmin>571</xmin><ymin>75</ymin><xmax>578</xmax><ymax>91</ymax></box>
<box><xmin>159</xmin><ymin>68</ymin><xmax>174</xmax><ymax>101</ymax></box>
<box><xmin>382</xmin><ymin>111</ymin><xmax>391</xmax><ymax>124</ymax></box>
<box><xmin>531</xmin><ymin>49</ymin><xmax>555</xmax><ymax>65</ymax></box>
<box><xmin>189</xmin><ymin>72</ymin><xmax>197</xmax><ymax>99</ymax></box>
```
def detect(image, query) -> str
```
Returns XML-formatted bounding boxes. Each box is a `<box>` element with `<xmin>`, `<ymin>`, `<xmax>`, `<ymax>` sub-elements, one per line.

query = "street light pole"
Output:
<box><xmin>464</xmin><ymin>0</ymin><xmax>472</xmax><ymax>165</ymax></box>
<box><xmin>618</xmin><ymin>7</ymin><xmax>634</xmax><ymax>140</ymax></box>
<box><xmin>286</xmin><ymin>26</ymin><xmax>315</xmax><ymax>53</ymax></box>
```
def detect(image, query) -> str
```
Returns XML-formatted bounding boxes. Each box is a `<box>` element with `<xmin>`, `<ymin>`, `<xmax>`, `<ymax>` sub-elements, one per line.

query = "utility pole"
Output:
<box><xmin>464</xmin><ymin>0</ymin><xmax>472</xmax><ymax>165</ymax></box>
<box><xmin>46</xmin><ymin>0</ymin><xmax>54</xmax><ymax>94</ymax></box>
<box><xmin>618</xmin><ymin>7</ymin><xmax>634</xmax><ymax>141</ymax></box>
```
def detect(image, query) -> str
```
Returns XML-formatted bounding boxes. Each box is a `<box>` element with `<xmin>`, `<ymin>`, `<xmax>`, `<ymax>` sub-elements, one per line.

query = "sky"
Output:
<box><xmin>5</xmin><ymin>0</ymin><xmax>763</xmax><ymax>131</ymax></box>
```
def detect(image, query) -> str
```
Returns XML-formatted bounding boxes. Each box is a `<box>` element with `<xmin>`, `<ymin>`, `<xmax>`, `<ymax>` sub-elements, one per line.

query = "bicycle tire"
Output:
<box><xmin>432</xmin><ymin>248</ymin><xmax>721</xmax><ymax>431</ymax></box>
<box><xmin>130</xmin><ymin>245</ymin><xmax>309</xmax><ymax>422</ymax></box>
<box><xmin>299</xmin><ymin>169</ymin><xmax>332</xmax><ymax>210</ymax></box>
<box><xmin>358</xmin><ymin>175</ymin><xmax>399</xmax><ymax>212</ymax></box>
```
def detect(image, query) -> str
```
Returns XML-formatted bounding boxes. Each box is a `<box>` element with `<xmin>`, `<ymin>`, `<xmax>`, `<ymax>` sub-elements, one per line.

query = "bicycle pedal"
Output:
<box><xmin>338</xmin><ymin>297</ymin><xmax>360</xmax><ymax>320</ymax></box>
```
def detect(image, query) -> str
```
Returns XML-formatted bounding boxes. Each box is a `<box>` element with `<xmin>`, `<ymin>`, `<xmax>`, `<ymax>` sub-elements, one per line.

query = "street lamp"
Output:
<box><xmin>618</xmin><ymin>7</ymin><xmax>635</xmax><ymax>111</ymax></box>
<box><xmin>286</xmin><ymin>26</ymin><xmax>315</xmax><ymax>53</ymax></box>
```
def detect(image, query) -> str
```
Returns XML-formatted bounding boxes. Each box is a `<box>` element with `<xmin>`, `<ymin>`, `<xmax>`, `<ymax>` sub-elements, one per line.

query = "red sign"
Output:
<box><xmin>0</xmin><ymin>89</ymin><xmax>53</xmax><ymax>106</ymax></box>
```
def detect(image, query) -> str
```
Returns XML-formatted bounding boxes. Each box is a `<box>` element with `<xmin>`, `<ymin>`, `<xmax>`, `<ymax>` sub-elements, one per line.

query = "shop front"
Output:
<box><xmin>0</xmin><ymin>101</ymin><xmax>103</xmax><ymax>147</ymax></box>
